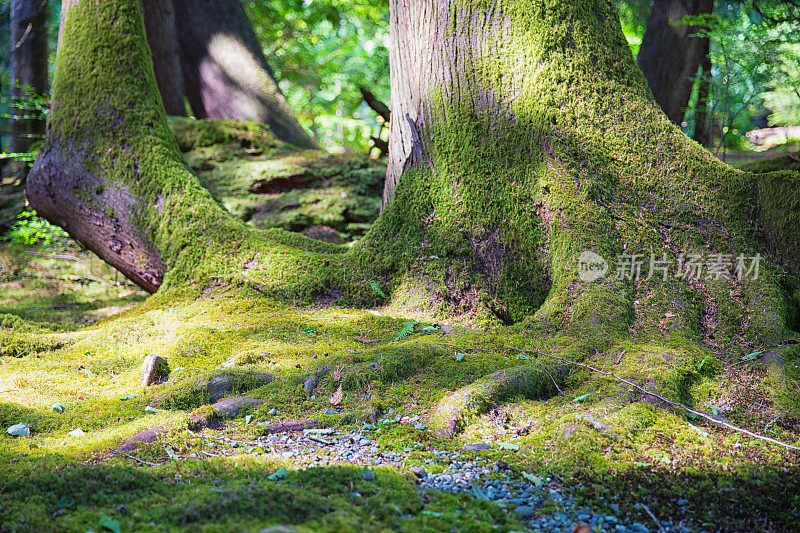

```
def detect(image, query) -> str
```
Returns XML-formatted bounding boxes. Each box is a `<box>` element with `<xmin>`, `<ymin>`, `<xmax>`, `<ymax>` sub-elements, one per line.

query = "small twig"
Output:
<box><xmin>108</xmin><ymin>448</ymin><xmax>159</xmax><ymax>467</ymax></box>
<box><xmin>639</xmin><ymin>503</ymin><xmax>665</xmax><ymax>533</ymax></box>
<box><xmin>301</xmin><ymin>316</ymin><xmax>349</xmax><ymax>323</ymax></box>
<box><xmin>616</xmin><ymin>350</ymin><xmax>626</xmax><ymax>365</ymax></box>
<box><xmin>501</xmin><ymin>345</ymin><xmax>800</xmax><ymax>452</ymax></box>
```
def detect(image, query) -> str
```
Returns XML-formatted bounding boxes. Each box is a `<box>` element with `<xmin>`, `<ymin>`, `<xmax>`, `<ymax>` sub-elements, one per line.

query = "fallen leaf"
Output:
<box><xmin>355</xmin><ymin>335</ymin><xmax>379</xmax><ymax>343</ymax></box>
<box><xmin>573</xmin><ymin>393</ymin><xmax>592</xmax><ymax>403</ymax></box>
<box><xmin>330</xmin><ymin>384</ymin><xmax>343</xmax><ymax>406</ymax></box>
<box><xmin>470</xmin><ymin>484</ymin><xmax>490</xmax><ymax>500</ymax></box>
<box><xmin>244</xmin><ymin>415</ymin><xmax>253</xmax><ymax>425</ymax></box>
<box><xmin>521</xmin><ymin>472</ymin><xmax>544</xmax><ymax>486</ymax></box>
<box><xmin>99</xmin><ymin>515</ymin><xmax>121</xmax><ymax>533</ymax></box>
<box><xmin>455</xmin><ymin>353</ymin><xmax>466</xmax><ymax>361</ymax></box>
<box><xmin>369</xmin><ymin>281</ymin><xmax>387</xmax><ymax>299</ymax></box>
<box><xmin>498</xmin><ymin>442</ymin><xmax>520</xmax><ymax>451</ymax></box>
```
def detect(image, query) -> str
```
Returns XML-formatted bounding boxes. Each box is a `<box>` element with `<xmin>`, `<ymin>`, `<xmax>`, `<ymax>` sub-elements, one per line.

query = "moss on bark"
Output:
<box><xmin>24</xmin><ymin>0</ymin><xmax>800</xmax><ymax>437</ymax></box>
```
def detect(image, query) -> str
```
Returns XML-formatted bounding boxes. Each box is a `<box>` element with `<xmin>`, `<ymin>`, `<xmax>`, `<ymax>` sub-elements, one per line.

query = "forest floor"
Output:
<box><xmin>2</xmin><ymin>122</ymin><xmax>800</xmax><ymax>532</ymax></box>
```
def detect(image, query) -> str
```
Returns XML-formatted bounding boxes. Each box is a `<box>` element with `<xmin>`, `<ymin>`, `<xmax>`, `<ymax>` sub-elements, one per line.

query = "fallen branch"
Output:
<box><xmin>501</xmin><ymin>345</ymin><xmax>800</xmax><ymax>452</ymax></box>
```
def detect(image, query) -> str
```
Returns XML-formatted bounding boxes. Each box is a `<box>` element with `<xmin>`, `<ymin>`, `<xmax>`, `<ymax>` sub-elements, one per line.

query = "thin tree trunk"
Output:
<box><xmin>693</xmin><ymin>50</ymin><xmax>712</xmax><ymax>147</ymax></box>
<box><xmin>637</xmin><ymin>0</ymin><xmax>714</xmax><ymax>125</ymax></box>
<box><xmin>2</xmin><ymin>0</ymin><xmax>48</xmax><ymax>230</ymax></box>
<box><xmin>172</xmin><ymin>0</ymin><xmax>317</xmax><ymax>149</ymax></box>
<box><xmin>140</xmin><ymin>0</ymin><xmax>185</xmax><ymax>116</ymax></box>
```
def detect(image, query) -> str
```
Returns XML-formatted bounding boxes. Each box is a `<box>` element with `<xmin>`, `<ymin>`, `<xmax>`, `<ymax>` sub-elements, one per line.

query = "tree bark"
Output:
<box><xmin>637</xmin><ymin>0</ymin><xmax>714</xmax><ymax>125</ymax></box>
<box><xmin>2</xmin><ymin>0</ymin><xmax>48</xmax><ymax>230</ymax></box>
<box><xmin>139</xmin><ymin>0</ymin><xmax>186</xmax><ymax>116</ymax></box>
<box><xmin>28</xmin><ymin>0</ymin><xmax>799</xmax><ymax>361</ymax></box>
<box><xmin>693</xmin><ymin>50</ymin><xmax>712</xmax><ymax>148</ymax></box>
<box><xmin>172</xmin><ymin>0</ymin><xmax>317</xmax><ymax>149</ymax></box>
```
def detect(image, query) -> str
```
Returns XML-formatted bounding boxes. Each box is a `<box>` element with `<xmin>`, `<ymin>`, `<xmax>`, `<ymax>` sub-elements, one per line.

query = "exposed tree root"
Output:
<box><xmin>432</xmin><ymin>363</ymin><xmax>566</xmax><ymax>438</ymax></box>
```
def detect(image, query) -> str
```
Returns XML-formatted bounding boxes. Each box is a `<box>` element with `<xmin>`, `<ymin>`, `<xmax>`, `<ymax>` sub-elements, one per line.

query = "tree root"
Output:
<box><xmin>431</xmin><ymin>363</ymin><xmax>566</xmax><ymax>438</ymax></box>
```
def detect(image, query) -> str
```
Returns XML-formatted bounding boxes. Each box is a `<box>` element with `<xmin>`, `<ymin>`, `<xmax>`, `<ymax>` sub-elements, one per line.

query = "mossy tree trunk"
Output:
<box><xmin>637</xmin><ymin>0</ymin><xmax>714</xmax><ymax>125</ymax></box>
<box><xmin>172</xmin><ymin>0</ymin><xmax>318</xmax><ymax>149</ymax></box>
<box><xmin>26</xmin><ymin>0</ymin><xmax>800</xmax><ymax>430</ymax></box>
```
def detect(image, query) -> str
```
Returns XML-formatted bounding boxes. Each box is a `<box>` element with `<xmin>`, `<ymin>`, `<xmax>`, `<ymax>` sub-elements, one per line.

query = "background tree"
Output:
<box><xmin>140</xmin><ymin>0</ymin><xmax>185</xmax><ymax>116</ymax></box>
<box><xmin>637</xmin><ymin>0</ymin><xmax>715</xmax><ymax>125</ymax></box>
<box><xmin>1</xmin><ymin>0</ymin><xmax>49</xmax><ymax>231</ymax></box>
<box><xmin>171</xmin><ymin>0</ymin><xmax>317</xmax><ymax>148</ymax></box>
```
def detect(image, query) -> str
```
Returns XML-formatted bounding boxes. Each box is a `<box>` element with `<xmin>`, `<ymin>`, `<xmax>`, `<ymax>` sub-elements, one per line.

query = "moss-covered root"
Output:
<box><xmin>431</xmin><ymin>364</ymin><xmax>564</xmax><ymax>437</ymax></box>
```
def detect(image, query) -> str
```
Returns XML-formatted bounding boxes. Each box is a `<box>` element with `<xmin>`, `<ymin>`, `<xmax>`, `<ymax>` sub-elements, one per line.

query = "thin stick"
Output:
<box><xmin>301</xmin><ymin>316</ymin><xmax>349</xmax><ymax>323</ymax></box>
<box><xmin>639</xmin><ymin>503</ymin><xmax>665</xmax><ymax>533</ymax></box>
<box><xmin>501</xmin><ymin>345</ymin><xmax>800</xmax><ymax>452</ymax></box>
<box><xmin>108</xmin><ymin>448</ymin><xmax>159</xmax><ymax>467</ymax></box>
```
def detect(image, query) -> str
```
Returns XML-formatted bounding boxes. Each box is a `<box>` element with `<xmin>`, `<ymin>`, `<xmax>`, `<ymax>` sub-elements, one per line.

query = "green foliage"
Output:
<box><xmin>3</xmin><ymin>209</ymin><xmax>69</xmax><ymax>249</ymax></box>
<box><xmin>245</xmin><ymin>0</ymin><xmax>389</xmax><ymax>153</ymax></box>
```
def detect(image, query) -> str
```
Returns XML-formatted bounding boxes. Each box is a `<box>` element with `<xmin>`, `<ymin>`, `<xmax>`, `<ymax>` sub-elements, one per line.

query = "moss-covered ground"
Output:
<box><xmin>2</xmin><ymin>240</ymin><xmax>800</xmax><ymax>532</ymax></box>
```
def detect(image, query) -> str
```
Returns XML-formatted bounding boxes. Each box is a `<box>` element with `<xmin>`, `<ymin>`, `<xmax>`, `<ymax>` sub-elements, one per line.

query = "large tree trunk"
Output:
<box><xmin>27</xmin><ymin>0</ymin><xmax>799</xmax><ymax>433</ymax></box>
<box><xmin>139</xmin><ymin>0</ymin><xmax>186</xmax><ymax>116</ymax></box>
<box><xmin>171</xmin><ymin>0</ymin><xmax>317</xmax><ymax>149</ymax></box>
<box><xmin>637</xmin><ymin>0</ymin><xmax>714</xmax><ymax>125</ymax></box>
<box><xmin>2</xmin><ymin>0</ymin><xmax>48</xmax><ymax>230</ymax></box>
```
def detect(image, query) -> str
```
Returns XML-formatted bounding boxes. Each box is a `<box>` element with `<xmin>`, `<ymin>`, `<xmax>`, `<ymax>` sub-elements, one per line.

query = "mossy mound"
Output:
<box><xmin>736</xmin><ymin>151</ymin><xmax>800</xmax><ymax>174</ymax></box>
<box><xmin>169</xmin><ymin>117</ymin><xmax>385</xmax><ymax>241</ymax></box>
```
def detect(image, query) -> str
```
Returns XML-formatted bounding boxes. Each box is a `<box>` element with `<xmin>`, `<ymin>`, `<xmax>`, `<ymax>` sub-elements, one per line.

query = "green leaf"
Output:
<box><xmin>268</xmin><ymin>467</ymin><xmax>289</xmax><ymax>481</ymax></box>
<box><xmin>165</xmin><ymin>447</ymin><xmax>177</xmax><ymax>460</ymax></box>
<box><xmin>420</xmin><ymin>324</ymin><xmax>441</xmax><ymax>333</ymax></box>
<box><xmin>246</xmin><ymin>446</ymin><xmax>265</xmax><ymax>454</ymax></box>
<box><xmin>98</xmin><ymin>515</ymin><xmax>121</xmax><ymax>533</ymax></box>
<box><xmin>687</xmin><ymin>423</ymin><xmax>709</xmax><ymax>437</ymax></box>
<box><xmin>498</xmin><ymin>442</ymin><xmax>520</xmax><ymax>451</ymax></box>
<box><xmin>685</xmin><ymin>411</ymin><xmax>700</xmax><ymax>421</ymax></box>
<box><xmin>521</xmin><ymin>472</ymin><xmax>544</xmax><ymax>487</ymax></box>
<box><xmin>659</xmin><ymin>453</ymin><xmax>671</xmax><ymax>464</ymax></box>
<box><xmin>369</xmin><ymin>281</ymin><xmax>387</xmax><ymax>299</ymax></box>
<box><xmin>421</xmin><ymin>510</ymin><xmax>443</xmax><ymax>517</ymax></box>
<box><xmin>455</xmin><ymin>353</ymin><xmax>466</xmax><ymax>361</ymax></box>
<box><xmin>517</xmin><ymin>354</ymin><xmax>531</xmax><ymax>360</ymax></box>
<box><xmin>741</xmin><ymin>351</ymin><xmax>762</xmax><ymax>361</ymax></box>
<box><xmin>144</xmin><ymin>406</ymin><xmax>163</xmax><ymax>414</ymax></box>
<box><xmin>304</xmin><ymin>428</ymin><xmax>335</xmax><ymax>435</ymax></box>
<box><xmin>708</xmin><ymin>404</ymin><xmax>722</xmax><ymax>416</ymax></box>
<box><xmin>470</xmin><ymin>484</ymin><xmax>490</xmax><ymax>501</ymax></box>
<box><xmin>393</xmin><ymin>320</ymin><xmax>418</xmax><ymax>341</ymax></box>
<box><xmin>634</xmin><ymin>462</ymin><xmax>651</xmax><ymax>467</ymax></box>
<box><xmin>120</xmin><ymin>394</ymin><xmax>139</xmax><ymax>401</ymax></box>
<box><xmin>573</xmin><ymin>393</ymin><xmax>592</xmax><ymax>403</ymax></box>
<box><xmin>57</xmin><ymin>495</ymin><xmax>74</xmax><ymax>509</ymax></box>
<box><xmin>301</xmin><ymin>328</ymin><xmax>318</xmax><ymax>336</ymax></box>
<box><xmin>244</xmin><ymin>415</ymin><xmax>253</xmax><ymax>425</ymax></box>
<box><xmin>361</xmin><ymin>466</ymin><xmax>375</xmax><ymax>481</ymax></box>
<box><xmin>51</xmin><ymin>403</ymin><xmax>66</xmax><ymax>413</ymax></box>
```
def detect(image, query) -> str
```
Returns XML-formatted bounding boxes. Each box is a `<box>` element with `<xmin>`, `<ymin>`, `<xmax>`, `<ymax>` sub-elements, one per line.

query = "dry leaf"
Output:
<box><xmin>330</xmin><ymin>384</ymin><xmax>343</xmax><ymax>405</ymax></box>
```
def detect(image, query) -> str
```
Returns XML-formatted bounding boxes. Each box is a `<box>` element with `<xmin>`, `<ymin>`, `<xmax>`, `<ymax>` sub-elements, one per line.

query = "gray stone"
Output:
<box><xmin>630</xmin><ymin>524</ymin><xmax>649</xmax><ymax>533</ymax></box>
<box><xmin>463</xmin><ymin>443</ymin><xmax>492</xmax><ymax>451</ymax></box>
<box><xmin>140</xmin><ymin>355</ymin><xmax>169</xmax><ymax>387</ymax></box>
<box><xmin>211</xmin><ymin>396</ymin><xmax>263</xmax><ymax>419</ymax></box>
<box><xmin>514</xmin><ymin>506</ymin><xmax>535</xmax><ymax>518</ymax></box>
<box><xmin>409</xmin><ymin>466</ymin><xmax>427</xmax><ymax>478</ymax></box>
<box><xmin>207</xmin><ymin>372</ymin><xmax>273</xmax><ymax>402</ymax></box>
<box><xmin>323</xmin><ymin>408</ymin><xmax>337</xmax><ymax>415</ymax></box>
<box><xmin>116</xmin><ymin>426</ymin><xmax>167</xmax><ymax>452</ymax></box>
